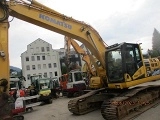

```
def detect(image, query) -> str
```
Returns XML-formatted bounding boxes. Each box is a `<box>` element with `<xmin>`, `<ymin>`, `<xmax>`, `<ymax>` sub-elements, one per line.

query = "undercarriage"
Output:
<box><xmin>68</xmin><ymin>84</ymin><xmax>160</xmax><ymax>120</ymax></box>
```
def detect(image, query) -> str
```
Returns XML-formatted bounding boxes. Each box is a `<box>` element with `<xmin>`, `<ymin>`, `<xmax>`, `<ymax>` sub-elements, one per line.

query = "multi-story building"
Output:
<box><xmin>21</xmin><ymin>38</ymin><xmax>62</xmax><ymax>88</ymax></box>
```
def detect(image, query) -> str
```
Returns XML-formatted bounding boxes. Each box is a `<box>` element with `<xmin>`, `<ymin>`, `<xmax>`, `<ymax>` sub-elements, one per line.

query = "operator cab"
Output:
<box><xmin>67</xmin><ymin>70</ymin><xmax>86</xmax><ymax>88</ymax></box>
<box><xmin>106</xmin><ymin>42</ymin><xmax>144</xmax><ymax>85</ymax></box>
<box><xmin>66</xmin><ymin>70</ymin><xmax>86</xmax><ymax>97</ymax></box>
<box><xmin>30</xmin><ymin>75</ymin><xmax>51</xmax><ymax>91</ymax></box>
<box><xmin>50</xmin><ymin>77</ymin><xmax>60</xmax><ymax>90</ymax></box>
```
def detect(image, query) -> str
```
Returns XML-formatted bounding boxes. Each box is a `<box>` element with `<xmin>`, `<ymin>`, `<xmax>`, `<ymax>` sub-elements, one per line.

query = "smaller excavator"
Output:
<box><xmin>30</xmin><ymin>75</ymin><xmax>53</xmax><ymax>104</ymax></box>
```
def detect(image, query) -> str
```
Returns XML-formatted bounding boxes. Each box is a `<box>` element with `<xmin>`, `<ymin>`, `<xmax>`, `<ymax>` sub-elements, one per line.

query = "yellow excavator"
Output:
<box><xmin>1</xmin><ymin>0</ymin><xmax>160</xmax><ymax>120</ymax></box>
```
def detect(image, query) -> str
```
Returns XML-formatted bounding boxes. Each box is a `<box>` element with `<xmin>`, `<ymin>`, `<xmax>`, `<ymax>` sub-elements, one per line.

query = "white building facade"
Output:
<box><xmin>21</xmin><ymin>38</ymin><xmax>62</xmax><ymax>88</ymax></box>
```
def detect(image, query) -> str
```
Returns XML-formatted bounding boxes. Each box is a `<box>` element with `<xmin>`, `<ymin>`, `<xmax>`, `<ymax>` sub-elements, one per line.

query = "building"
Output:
<box><xmin>21</xmin><ymin>38</ymin><xmax>62</xmax><ymax>88</ymax></box>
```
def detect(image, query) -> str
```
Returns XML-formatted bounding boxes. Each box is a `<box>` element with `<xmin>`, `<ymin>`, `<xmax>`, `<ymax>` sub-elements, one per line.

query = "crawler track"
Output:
<box><xmin>101</xmin><ymin>85</ymin><xmax>160</xmax><ymax>120</ymax></box>
<box><xmin>68</xmin><ymin>88</ymin><xmax>110</xmax><ymax>115</ymax></box>
<box><xmin>68</xmin><ymin>85</ymin><xmax>160</xmax><ymax>120</ymax></box>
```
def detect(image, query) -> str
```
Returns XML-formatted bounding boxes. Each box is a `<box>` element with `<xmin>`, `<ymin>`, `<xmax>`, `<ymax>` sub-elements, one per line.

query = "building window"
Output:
<box><xmin>43</xmin><ymin>64</ymin><xmax>47</xmax><ymax>69</ymax></box>
<box><xmin>41</xmin><ymin>47</ymin><xmax>45</xmax><ymax>52</ymax></box>
<box><xmin>53</xmin><ymin>55</ymin><xmax>56</xmax><ymax>60</ymax></box>
<box><xmin>49</xmin><ymin>72</ymin><xmax>53</xmax><ymax>78</ymax></box>
<box><xmin>53</xmin><ymin>63</ymin><xmax>57</xmax><ymax>67</ymax></box>
<box><xmin>75</xmin><ymin>54</ymin><xmax>78</xmax><ymax>58</ymax></box>
<box><xmin>42</xmin><ymin>56</ymin><xmax>45</xmax><ymax>60</ymax></box>
<box><xmin>38</xmin><ymin>64</ymin><xmax>41</xmax><ymax>69</ymax></box>
<box><xmin>39</xmin><ymin>73</ymin><xmax>42</xmax><ymax>78</ymax></box>
<box><xmin>36</xmin><ymin>47</ymin><xmax>39</xmax><ymax>52</ymax></box>
<box><xmin>32</xmin><ymin>65</ymin><xmax>36</xmax><ymax>70</ymax></box>
<box><xmin>26</xmin><ymin>65</ymin><xmax>30</xmax><ymax>70</ymax></box>
<box><xmin>30</xmin><ymin>48</ymin><xmax>34</xmax><ymax>53</ymax></box>
<box><xmin>44</xmin><ymin>72</ymin><xmax>47</xmax><ymax>78</ymax></box>
<box><xmin>31</xmin><ymin>56</ymin><xmax>35</xmax><ymax>61</ymax></box>
<box><xmin>37</xmin><ymin>56</ymin><xmax>40</xmax><ymax>61</ymax></box>
<box><xmin>47</xmin><ymin>55</ymin><xmax>51</xmax><ymax>60</ymax></box>
<box><xmin>54</xmin><ymin>71</ymin><xmax>58</xmax><ymax>76</ymax></box>
<box><xmin>59</xmin><ymin>52</ymin><xmax>64</xmax><ymax>55</ymax></box>
<box><xmin>48</xmin><ymin>63</ymin><xmax>52</xmax><ymax>68</ymax></box>
<box><xmin>27</xmin><ymin>74</ymin><xmax>30</xmax><ymax>80</ymax></box>
<box><xmin>46</xmin><ymin>47</ymin><xmax>50</xmax><ymax>51</ymax></box>
<box><xmin>26</xmin><ymin>57</ymin><xmax>29</xmax><ymax>61</ymax></box>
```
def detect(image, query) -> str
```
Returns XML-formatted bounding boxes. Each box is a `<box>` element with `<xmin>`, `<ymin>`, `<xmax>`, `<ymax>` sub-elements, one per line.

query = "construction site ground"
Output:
<box><xmin>22</xmin><ymin>96</ymin><xmax>160</xmax><ymax>120</ymax></box>
<box><xmin>22</xmin><ymin>80</ymin><xmax>160</xmax><ymax>120</ymax></box>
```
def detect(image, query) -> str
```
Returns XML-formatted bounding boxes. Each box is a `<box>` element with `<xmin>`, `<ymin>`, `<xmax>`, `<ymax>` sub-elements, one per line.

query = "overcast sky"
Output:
<box><xmin>8</xmin><ymin>0</ymin><xmax>160</xmax><ymax>68</ymax></box>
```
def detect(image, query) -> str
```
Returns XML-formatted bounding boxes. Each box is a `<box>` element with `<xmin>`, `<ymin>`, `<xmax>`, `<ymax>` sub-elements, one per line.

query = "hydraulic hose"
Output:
<box><xmin>0</xmin><ymin>1</ymin><xmax>9</xmax><ymax>22</ymax></box>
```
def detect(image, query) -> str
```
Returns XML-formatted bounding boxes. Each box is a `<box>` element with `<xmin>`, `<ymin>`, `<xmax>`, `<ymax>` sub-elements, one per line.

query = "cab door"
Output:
<box><xmin>122</xmin><ymin>43</ymin><xmax>145</xmax><ymax>79</ymax></box>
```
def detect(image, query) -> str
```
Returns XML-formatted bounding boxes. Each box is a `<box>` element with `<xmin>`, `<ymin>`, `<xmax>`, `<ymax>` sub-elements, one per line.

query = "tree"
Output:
<box><xmin>147</xmin><ymin>48</ymin><xmax>160</xmax><ymax>58</ymax></box>
<box><xmin>61</xmin><ymin>66</ymin><xmax>67</xmax><ymax>74</ymax></box>
<box><xmin>152</xmin><ymin>28</ymin><xmax>160</xmax><ymax>52</ymax></box>
<box><xmin>148</xmin><ymin>50</ymin><xmax>160</xmax><ymax>57</ymax></box>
